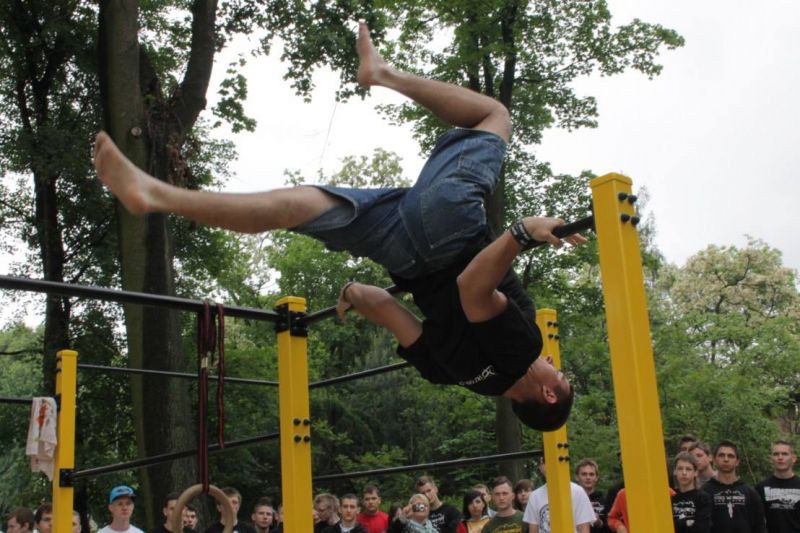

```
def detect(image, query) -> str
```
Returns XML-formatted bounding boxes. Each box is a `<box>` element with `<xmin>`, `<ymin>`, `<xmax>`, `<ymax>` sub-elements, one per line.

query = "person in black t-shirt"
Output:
<box><xmin>756</xmin><ymin>440</ymin><xmax>800</xmax><ymax>533</ymax></box>
<box><xmin>203</xmin><ymin>487</ymin><xmax>257</xmax><ymax>533</ymax></box>
<box><xmin>94</xmin><ymin>20</ymin><xmax>585</xmax><ymax>432</ymax></box>
<box><xmin>415</xmin><ymin>476</ymin><xmax>461</xmax><ymax>533</ymax></box>
<box><xmin>574</xmin><ymin>459</ymin><xmax>611</xmax><ymax>533</ymax></box>
<box><xmin>148</xmin><ymin>492</ymin><xmax>181</xmax><ymax>533</ymax></box>
<box><xmin>672</xmin><ymin>452</ymin><xmax>712</xmax><ymax>533</ymax></box>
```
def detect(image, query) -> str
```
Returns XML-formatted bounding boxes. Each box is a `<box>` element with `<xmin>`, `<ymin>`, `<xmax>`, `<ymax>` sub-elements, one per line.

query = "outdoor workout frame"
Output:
<box><xmin>0</xmin><ymin>173</ymin><xmax>673</xmax><ymax>533</ymax></box>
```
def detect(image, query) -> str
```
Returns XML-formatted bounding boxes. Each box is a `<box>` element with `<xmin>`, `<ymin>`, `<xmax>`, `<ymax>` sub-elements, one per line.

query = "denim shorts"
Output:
<box><xmin>291</xmin><ymin>128</ymin><xmax>507</xmax><ymax>278</ymax></box>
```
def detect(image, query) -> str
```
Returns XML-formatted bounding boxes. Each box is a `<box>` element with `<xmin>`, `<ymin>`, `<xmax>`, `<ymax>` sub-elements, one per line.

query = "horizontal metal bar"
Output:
<box><xmin>72</xmin><ymin>431</ymin><xmax>280</xmax><ymax>480</ymax></box>
<box><xmin>305</xmin><ymin>285</ymin><xmax>405</xmax><ymax>324</ymax></box>
<box><xmin>309</xmin><ymin>361</ymin><xmax>411</xmax><ymax>389</ymax></box>
<box><xmin>78</xmin><ymin>363</ymin><xmax>278</xmax><ymax>387</ymax></box>
<box><xmin>0</xmin><ymin>275</ymin><xmax>279</xmax><ymax>322</ymax></box>
<box><xmin>313</xmin><ymin>450</ymin><xmax>542</xmax><ymax>483</ymax></box>
<box><xmin>0</xmin><ymin>396</ymin><xmax>33</xmax><ymax>405</ymax></box>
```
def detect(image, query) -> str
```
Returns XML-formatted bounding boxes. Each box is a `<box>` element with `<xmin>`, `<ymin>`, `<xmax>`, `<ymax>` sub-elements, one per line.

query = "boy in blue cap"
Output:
<box><xmin>99</xmin><ymin>486</ymin><xmax>144</xmax><ymax>533</ymax></box>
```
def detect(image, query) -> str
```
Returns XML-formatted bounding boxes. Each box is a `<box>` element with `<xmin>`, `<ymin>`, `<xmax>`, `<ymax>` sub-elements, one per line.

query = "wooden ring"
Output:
<box><xmin>170</xmin><ymin>484</ymin><xmax>235</xmax><ymax>533</ymax></box>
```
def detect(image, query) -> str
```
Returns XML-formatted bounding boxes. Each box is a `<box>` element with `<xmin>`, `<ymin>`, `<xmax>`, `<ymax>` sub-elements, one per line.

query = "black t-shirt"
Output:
<box><xmin>755</xmin><ymin>475</ymin><xmax>800</xmax><ymax>533</ymax></box>
<box><xmin>587</xmin><ymin>491</ymin><xmax>611</xmax><ymax>533</ymax></box>
<box><xmin>392</xmin><ymin>261</ymin><xmax>541</xmax><ymax>396</ymax></box>
<box><xmin>672</xmin><ymin>489</ymin><xmax>712</xmax><ymax>533</ymax></box>
<box><xmin>203</xmin><ymin>522</ymin><xmax>258</xmax><ymax>533</ymax></box>
<box><xmin>702</xmin><ymin>478</ymin><xmax>766</xmax><ymax>533</ymax></box>
<box><xmin>427</xmin><ymin>503</ymin><xmax>461</xmax><ymax>533</ymax></box>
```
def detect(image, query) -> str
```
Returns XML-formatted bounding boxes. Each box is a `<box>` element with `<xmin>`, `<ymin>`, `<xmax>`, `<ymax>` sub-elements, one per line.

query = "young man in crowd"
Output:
<box><xmin>182</xmin><ymin>506</ymin><xmax>198</xmax><ymax>533</ymax></box>
<box><xmin>357</xmin><ymin>485</ymin><xmax>388</xmax><ymax>533</ymax></box>
<box><xmin>756</xmin><ymin>440</ymin><xmax>800</xmax><ymax>533</ymax></box>
<box><xmin>574</xmin><ymin>459</ymin><xmax>611</xmax><ymax>533</ymax></box>
<box><xmin>203</xmin><ymin>487</ymin><xmax>256</xmax><ymax>533</ymax></box>
<box><xmin>524</xmin><ymin>460</ymin><xmax>595</xmax><ymax>533</ymax></box>
<box><xmin>34</xmin><ymin>504</ymin><xmax>53</xmax><ymax>533</ymax></box>
<box><xmin>322</xmin><ymin>494</ymin><xmax>367</xmax><ymax>533</ymax></box>
<box><xmin>147</xmin><ymin>492</ymin><xmax>180</xmax><ymax>533</ymax></box>
<box><xmin>482</xmin><ymin>477</ymin><xmax>525</xmax><ymax>533</ymax></box>
<box><xmin>94</xmin><ymin>20</ymin><xmax>585</xmax><ymax>434</ymax></box>
<box><xmin>689</xmin><ymin>441</ymin><xmax>717</xmax><ymax>487</ymax></box>
<box><xmin>99</xmin><ymin>486</ymin><xmax>144</xmax><ymax>533</ymax></box>
<box><xmin>251</xmin><ymin>498</ymin><xmax>276</xmax><ymax>533</ymax></box>
<box><xmin>314</xmin><ymin>494</ymin><xmax>341</xmax><ymax>533</ymax></box>
<box><xmin>416</xmin><ymin>476</ymin><xmax>461</xmax><ymax>533</ymax></box>
<box><xmin>702</xmin><ymin>440</ymin><xmax>766</xmax><ymax>533</ymax></box>
<box><xmin>6</xmin><ymin>508</ymin><xmax>35</xmax><ymax>533</ymax></box>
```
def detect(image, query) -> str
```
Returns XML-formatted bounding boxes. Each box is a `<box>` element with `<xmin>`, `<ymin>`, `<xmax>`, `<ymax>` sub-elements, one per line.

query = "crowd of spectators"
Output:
<box><xmin>4</xmin><ymin>437</ymin><xmax>796</xmax><ymax>533</ymax></box>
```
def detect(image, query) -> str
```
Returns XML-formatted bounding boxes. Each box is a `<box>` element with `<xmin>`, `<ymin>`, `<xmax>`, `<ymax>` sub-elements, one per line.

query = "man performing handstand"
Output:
<box><xmin>94</xmin><ymin>20</ymin><xmax>586</xmax><ymax>431</ymax></box>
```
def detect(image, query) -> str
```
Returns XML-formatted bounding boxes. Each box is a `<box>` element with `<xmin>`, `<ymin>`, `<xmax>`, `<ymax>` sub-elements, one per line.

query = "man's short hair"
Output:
<box><xmin>574</xmin><ymin>458</ymin><xmax>599</xmax><ymax>476</ymax></box>
<box><xmin>221</xmin><ymin>487</ymin><xmax>242</xmax><ymax>502</ymax></box>
<box><xmin>714</xmin><ymin>439</ymin><xmax>739</xmax><ymax>458</ymax></box>
<box><xmin>772</xmin><ymin>439</ymin><xmax>794</xmax><ymax>452</ymax></box>
<box><xmin>35</xmin><ymin>503</ymin><xmax>53</xmax><ymax>524</ymax></box>
<box><xmin>688</xmin><ymin>441</ymin><xmax>712</xmax><ymax>456</ymax></box>
<box><xmin>415</xmin><ymin>475</ymin><xmax>436</xmax><ymax>489</ymax></box>
<box><xmin>491</xmin><ymin>476</ymin><xmax>512</xmax><ymax>490</ymax></box>
<box><xmin>511</xmin><ymin>385</ymin><xmax>574</xmax><ymax>432</ymax></box>
<box><xmin>674</xmin><ymin>451</ymin><xmax>699</xmax><ymax>469</ymax></box>
<box><xmin>362</xmin><ymin>484</ymin><xmax>380</xmax><ymax>496</ymax></box>
<box><xmin>164</xmin><ymin>492</ymin><xmax>181</xmax><ymax>508</ymax></box>
<box><xmin>340</xmin><ymin>494</ymin><xmax>359</xmax><ymax>504</ymax></box>
<box><xmin>253</xmin><ymin>497</ymin><xmax>273</xmax><ymax>513</ymax></box>
<box><xmin>679</xmin><ymin>434</ymin><xmax>698</xmax><ymax>446</ymax></box>
<box><xmin>9</xmin><ymin>508</ymin><xmax>35</xmax><ymax>530</ymax></box>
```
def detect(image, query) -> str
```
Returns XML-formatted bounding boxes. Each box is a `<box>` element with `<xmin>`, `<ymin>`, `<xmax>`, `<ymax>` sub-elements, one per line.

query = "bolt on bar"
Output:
<box><xmin>0</xmin><ymin>275</ymin><xmax>279</xmax><ymax>321</ymax></box>
<box><xmin>313</xmin><ymin>450</ymin><xmax>542</xmax><ymax>483</ymax></box>
<box><xmin>72</xmin><ymin>431</ymin><xmax>280</xmax><ymax>480</ymax></box>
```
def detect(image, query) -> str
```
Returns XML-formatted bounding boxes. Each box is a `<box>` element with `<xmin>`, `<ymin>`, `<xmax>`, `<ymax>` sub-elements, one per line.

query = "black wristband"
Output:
<box><xmin>509</xmin><ymin>220</ymin><xmax>536</xmax><ymax>249</ymax></box>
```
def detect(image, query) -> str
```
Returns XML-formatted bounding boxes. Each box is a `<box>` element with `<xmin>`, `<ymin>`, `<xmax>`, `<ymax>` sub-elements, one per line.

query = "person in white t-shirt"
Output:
<box><xmin>98</xmin><ymin>486</ymin><xmax>144</xmax><ymax>533</ymax></box>
<box><xmin>523</xmin><ymin>461</ymin><xmax>595</xmax><ymax>533</ymax></box>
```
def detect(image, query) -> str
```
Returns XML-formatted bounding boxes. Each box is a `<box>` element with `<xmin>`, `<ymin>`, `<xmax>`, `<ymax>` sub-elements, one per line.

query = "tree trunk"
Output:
<box><xmin>98</xmin><ymin>0</ymin><xmax>197</xmax><ymax>523</ymax></box>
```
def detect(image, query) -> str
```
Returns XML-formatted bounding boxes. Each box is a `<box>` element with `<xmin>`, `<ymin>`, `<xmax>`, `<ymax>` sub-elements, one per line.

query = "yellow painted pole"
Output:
<box><xmin>536</xmin><ymin>310</ymin><xmax>574</xmax><ymax>533</ymax></box>
<box><xmin>590</xmin><ymin>173</ymin><xmax>674</xmax><ymax>533</ymax></box>
<box><xmin>275</xmin><ymin>297</ymin><xmax>313</xmax><ymax>533</ymax></box>
<box><xmin>53</xmin><ymin>349</ymin><xmax>78</xmax><ymax>533</ymax></box>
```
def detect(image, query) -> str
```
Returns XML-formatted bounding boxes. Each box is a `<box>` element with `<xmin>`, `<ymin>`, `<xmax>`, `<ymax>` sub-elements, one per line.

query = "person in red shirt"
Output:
<box><xmin>357</xmin><ymin>485</ymin><xmax>389</xmax><ymax>533</ymax></box>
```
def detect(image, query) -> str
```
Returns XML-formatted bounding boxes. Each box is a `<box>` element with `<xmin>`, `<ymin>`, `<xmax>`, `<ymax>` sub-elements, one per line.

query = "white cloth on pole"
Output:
<box><xmin>26</xmin><ymin>397</ymin><xmax>58</xmax><ymax>480</ymax></box>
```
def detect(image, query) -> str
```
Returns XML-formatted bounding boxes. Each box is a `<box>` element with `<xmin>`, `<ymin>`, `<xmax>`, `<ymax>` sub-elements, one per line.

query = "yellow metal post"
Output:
<box><xmin>536</xmin><ymin>310</ymin><xmax>574</xmax><ymax>533</ymax></box>
<box><xmin>53</xmin><ymin>349</ymin><xmax>77</xmax><ymax>533</ymax></box>
<box><xmin>590</xmin><ymin>173</ymin><xmax>673</xmax><ymax>533</ymax></box>
<box><xmin>275</xmin><ymin>297</ymin><xmax>313</xmax><ymax>533</ymax></box>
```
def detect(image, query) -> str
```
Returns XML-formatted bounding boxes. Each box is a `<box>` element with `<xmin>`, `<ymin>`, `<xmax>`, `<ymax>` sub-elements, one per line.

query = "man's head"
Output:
<box><xmin>688</xmin><ymin>441</ymin><xmax>713</xmax><ymax>472</ymax></box>
<box><xmin>71</xmin><ymin>511</ymin><xmax>81</xmax><ymax>533</ymax></box>
<box><xmin>108</xmin><ymin>486</ymin><xmax>136</xmax><ymax>523</ymax></box>
<box><xmin>313</xmin><ymin>493</ymin><xmax>339</xmax><ymax>526</ymax></box>
<box><xmin>362</xmin><ymin>485</ymin><xmax>381</xmax><ymax>515</ymax></box>
<box><xmin>673</xmin><ymin>451</ymin><xmax>699</xmax><ymax>489</ymax></box>
<box><xmin>339</xmin><ymin>494</ymin><xmax>359</xmax><ymax>525</ymax></box>
<box><xmin>218</xmin><ymin>487</ymin><xmax>242</xmax><ymax>519</ymax></box>
<box><xmin>251</xmin><ymin>498</ymin><xmax>274</xmax><ymax>530</ymax></box>
<box><xmin>162</xmin><ymin>492</ymin><xmax>180</xmax><ymax>525</ymax></box>
<box><xmin>504</xmin><ymin>355</ymin><xmax>573</xmax><ymax>431</ymax></box>
<box><xmin>678</xmin><ymin>434</ymin><xmax>698</xmax><ymax>453</ymax></box>
<box><xmin>471</xmin><ymin>484</ymin><xmax>491</xmax><ymax>509</ymax></box>
<box><xmin>415</xmin><ymin>476</ymin><xmax>440</xmax><ymax>507</ymax></box>
<box><xmin>182</xmin><ymin>506</ymin><xmax>198</xmax><ymax>529</ymax></box>
<box><xmin>713</xmin><ymin>440</ymin><xmax>740</xmax><ymax>475</ymax></box>
<box><xmin>35</xmin><ymin>503</ymin><xmax>53</xmax><ymax>533</ymax></box>
<box><xmin>574</xmin><ymin>459</ymin><xmax>599</xmax><ymax>493</ymax></box>
<box><xmin>7</xmin><ymin>508</ymin><xmax>35</xmax><ymax>533</ymax></box>
<box><xmin>491</xmin><ymin>476</ymin><xmax>515</xmax><ymax>515</ymax></box>
<box><xmin>770</xmin><ymin>440</ymin><xmax>797</xmax><ymax>476</ymax></box>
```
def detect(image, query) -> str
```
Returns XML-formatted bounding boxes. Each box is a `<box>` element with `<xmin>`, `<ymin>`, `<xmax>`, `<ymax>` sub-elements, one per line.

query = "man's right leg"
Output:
<box><xmin>356</xmin><ymin>20</ymin><xmax>511</xmax><ymax>142</ymax></box>
<box><xmin>93</xmin><ymin>131</ymin><xmax>342</xmax><ymax>233</ymax></box>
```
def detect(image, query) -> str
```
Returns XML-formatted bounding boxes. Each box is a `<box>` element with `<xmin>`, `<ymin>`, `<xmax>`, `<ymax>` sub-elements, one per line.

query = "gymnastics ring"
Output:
<box><xmin>170</xmin><ymin>484</ymin><xmax>235</xmax><ymax>533</ymax></box>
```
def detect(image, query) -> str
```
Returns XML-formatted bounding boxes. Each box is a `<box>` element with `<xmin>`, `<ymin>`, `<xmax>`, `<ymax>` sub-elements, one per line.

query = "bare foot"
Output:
<box><xmin>356</xmin><ymin>19</ymin><xmax>390</xmax><ymax>87</ymax></box>
<box><xmin>93</xmin><ymin>131</ymin><xmax>156</xmax><ymax>215</ymax></box>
